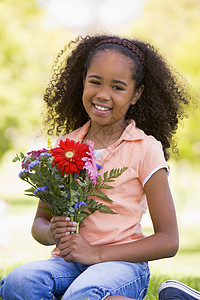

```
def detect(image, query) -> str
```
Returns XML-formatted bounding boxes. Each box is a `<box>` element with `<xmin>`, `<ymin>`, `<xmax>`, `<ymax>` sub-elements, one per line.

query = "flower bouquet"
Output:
<box><xmin>13</xmin><ymin>138</ymin><xmax>127</xmax><ymax>233</ymax></box>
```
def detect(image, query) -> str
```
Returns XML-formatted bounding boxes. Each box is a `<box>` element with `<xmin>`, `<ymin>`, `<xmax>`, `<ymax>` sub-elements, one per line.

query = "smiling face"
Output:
<box><xmin>82</xmin><ymin>49</ymin><xmax>142</xmax><ymax>130</ymax></box>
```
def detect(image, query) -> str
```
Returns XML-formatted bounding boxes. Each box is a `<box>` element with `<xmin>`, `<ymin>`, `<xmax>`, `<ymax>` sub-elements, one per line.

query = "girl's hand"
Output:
<box><xmin>50</xmin><ymin>216</ymin><xmax>77</xmax><ymax>244</ymax></box>
<box><xmin>59</xmin><ymin>233</ymin><xmax>99</xmax><ymax>265</ymax></box>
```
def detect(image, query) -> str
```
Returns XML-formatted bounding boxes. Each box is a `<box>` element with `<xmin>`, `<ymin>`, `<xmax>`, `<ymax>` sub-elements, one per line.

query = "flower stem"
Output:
<box><xmin>76</xmin><ymin>222</ymin><xmax>79</xmax><ymax>233</ymax></box>
<box><xmin>69</xmin><ymin>174</ymin><xmax>75</xmax><ymax>233</ymax></box>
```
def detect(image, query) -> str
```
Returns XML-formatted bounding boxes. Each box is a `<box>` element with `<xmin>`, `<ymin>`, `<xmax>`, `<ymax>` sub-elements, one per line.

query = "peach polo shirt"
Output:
<box><xmin>55</xmin><ymin>120</ymin><xmax>168</xmax><ymax>246</ymax></box>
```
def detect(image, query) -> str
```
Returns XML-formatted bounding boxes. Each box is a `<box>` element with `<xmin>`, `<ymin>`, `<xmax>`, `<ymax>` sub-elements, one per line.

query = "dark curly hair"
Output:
<box><xmin>43</xmin><ymin>34</ymin><xmax>191</xmax><ymax>161</ymax></box>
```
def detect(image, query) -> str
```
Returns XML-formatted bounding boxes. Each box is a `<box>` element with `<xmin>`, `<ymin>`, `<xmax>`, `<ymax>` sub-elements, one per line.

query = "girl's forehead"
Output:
<box><xmin>86</xmin><ymin>52</ymin><xmax>135</xmax><ymax>84</ymax></box>
<box><xmin>88</xmin><ymin>49</ymin><xmax>134</xmax><ymax>72</ymax></box>
<box><xmin>91</xmin><ymin>49</ymin><xmax>132</xmax><ymax>63</ymax></box>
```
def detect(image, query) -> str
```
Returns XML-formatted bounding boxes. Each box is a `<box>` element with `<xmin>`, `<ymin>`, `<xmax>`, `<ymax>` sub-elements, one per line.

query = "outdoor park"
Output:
<box><xmin>0</xmin><ymin>0</ymin><xmax>200</xmax><ymax>299</ymax></box>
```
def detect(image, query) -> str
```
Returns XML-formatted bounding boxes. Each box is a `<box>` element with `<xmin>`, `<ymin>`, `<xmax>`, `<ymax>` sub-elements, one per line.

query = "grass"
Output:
<box><xmin>147</xmin><ymin>275</ymin><xmax>200</xmax><ymax>300</ymax></box>
<box><xmin>0</xmin><ymin>273</ymin><xmax>199</xmax><ymax>300</ymax></box>
<box><xmin>1</xmin><ymin>220</ymin><xmax>200</xmax><ymax>299</ymax></box>
<box><xmin>1</xmin><ymin>172</ymin><xmax>200</xmax><ymax>300</ymax></box>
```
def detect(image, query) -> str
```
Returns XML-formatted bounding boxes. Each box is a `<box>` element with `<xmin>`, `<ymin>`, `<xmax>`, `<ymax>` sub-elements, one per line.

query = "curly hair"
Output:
<box><xmin>43</xmin><ymin>34</ymin><xmax>191</xmax><ymax>161</ymax></box>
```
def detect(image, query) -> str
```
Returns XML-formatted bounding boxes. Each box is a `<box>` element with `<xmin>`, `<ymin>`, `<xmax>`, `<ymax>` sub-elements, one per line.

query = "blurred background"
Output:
<box><xmin>0</xmin><ymin>0</ymin><xmax>200</xmax><ymax>293</ymax></box>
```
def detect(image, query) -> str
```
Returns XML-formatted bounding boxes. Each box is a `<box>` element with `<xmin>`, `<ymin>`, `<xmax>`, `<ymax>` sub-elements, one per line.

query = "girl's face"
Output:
<box><xmin>82</xmin><ymin>49</ymin><xmax>142</xmax><ymax>129</ymax></box>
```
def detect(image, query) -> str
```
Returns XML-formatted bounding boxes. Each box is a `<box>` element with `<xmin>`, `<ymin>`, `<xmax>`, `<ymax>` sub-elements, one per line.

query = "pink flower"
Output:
<box><xmin>22</xmin><ymin>148</ymin><xmax>48</xmax><ymax>169</ymax></box>
<box><xmin>82</xmin><ymin>140</ymin><xmax>98</xmax><ymax>185</ymax></box>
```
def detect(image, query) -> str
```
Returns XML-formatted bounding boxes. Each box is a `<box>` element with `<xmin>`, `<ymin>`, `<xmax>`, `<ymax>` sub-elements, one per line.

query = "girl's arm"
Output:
<box><xmin>97</xmin><ymin>168</ymin><xmax>179</xmax><ymax>262</ymax></box>
<box><xmin>59</xmin><ymin>168</ymin><xmax>179</xmax><ymax>264</ymax></box>
<box><xmin>31</xmin><ymin>200</ymin><xmax>77</xmax><ymax>245</ymax></box>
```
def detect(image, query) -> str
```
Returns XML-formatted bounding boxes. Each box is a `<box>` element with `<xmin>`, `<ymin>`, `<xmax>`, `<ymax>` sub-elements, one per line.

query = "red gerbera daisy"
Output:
<box><xmin>50</xmin><ymin>139</ymin><xmax>89</xmax><ymax>175</ymax></box>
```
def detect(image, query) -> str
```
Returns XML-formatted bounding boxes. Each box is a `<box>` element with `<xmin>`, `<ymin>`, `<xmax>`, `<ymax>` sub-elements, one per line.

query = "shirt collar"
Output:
<box><xmin>120</xmin><ymin>120</ymin><xmax>145</xmax><ymax>141</ymax></box>
<box><xmin>75</xmin><ymin>121</ymin><xmax>91</xmax><ymax>142</ymax></box>
<box><xmin>75</xmin><ymin>119</ymin><xmax>145</xmax><ymax>142</ymax></box>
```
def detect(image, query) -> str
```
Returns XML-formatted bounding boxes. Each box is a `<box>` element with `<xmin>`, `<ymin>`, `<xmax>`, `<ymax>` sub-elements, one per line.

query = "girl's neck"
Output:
<box><xmin>83</xmin><ymin>120</ymin><xmax>128</xmax><ymax>150</ymax></box>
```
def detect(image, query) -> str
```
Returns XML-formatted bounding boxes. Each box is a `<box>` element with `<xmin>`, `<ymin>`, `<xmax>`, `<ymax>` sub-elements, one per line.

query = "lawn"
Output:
<box><xmin>0</xmin><ymin>159</ymin><xmax>200</xmax><ymax>299</ymax></box>
<box><xmin>0</xmin><ymin>194</ymin><xmax>200</xmax><ymax>300</ymax></box>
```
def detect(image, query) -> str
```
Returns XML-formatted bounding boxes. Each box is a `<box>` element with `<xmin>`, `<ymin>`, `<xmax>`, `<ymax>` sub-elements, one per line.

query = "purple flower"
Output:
<box><xmin>21</xmin><ymin>157</ymin><xmax>31</xmax><ymax>169</ymax></box>
<box><xmin>96</xmin><ymin>164</ymin><xmax>103</xmax><ymax>171</ymax></box>
<box><xmin>27</xmin><ymin>148</ymin><xmax>48</xmax><ymax>159</ymax></box>
<box><xmin>19</xmin><ymin>169</ymin><xmax>29</xmax><ymax>179</ymax></box>
<box><xmin>59</xmin><ymin>184</ymin><xmax>65</xmax><ymax>189</ymax></box>
<box><xmin>40</xmin><ymin>152</ymin><xmax>52</xmax><ymax>157</ymax></box>
<box><xmin>33</xmin><ymin>186</ymin><xmax>48</xmax><ymax>194</ymax></box>
<box><xmin>73</xmin><ymin>201</ymin><xmax>87</xmax><ymax>209</ymax></box>
<box><xmin>28</xmin><ymin>159</ymin><xmax>41</xmax><ymax>170</ymax></box>
<box><xmin>22</xmin><ymin>148</ymin><xmax>48</xmax><ymax>169</ymax></box>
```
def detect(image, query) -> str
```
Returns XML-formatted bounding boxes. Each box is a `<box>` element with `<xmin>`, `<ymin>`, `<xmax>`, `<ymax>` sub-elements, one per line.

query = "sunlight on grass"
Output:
<box><xmin>1</xmin><ymin>213</ymin><xmax>199</xmax><ymax>299</ymax></box>
<box><xmin>0</xmin><ymin>163</ymin><xmax>200</xmax><ymax>299</ymax></box>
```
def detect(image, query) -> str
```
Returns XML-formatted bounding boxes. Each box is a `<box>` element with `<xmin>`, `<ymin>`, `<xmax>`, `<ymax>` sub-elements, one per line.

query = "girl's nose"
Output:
<box><xmin>96</xmin><ymin>87</ymin><xmax>111</xmax><ymax>101</ymax></box>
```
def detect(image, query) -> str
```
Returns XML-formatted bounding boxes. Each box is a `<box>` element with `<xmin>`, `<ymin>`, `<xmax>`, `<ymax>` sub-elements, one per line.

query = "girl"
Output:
<box><xmin>0</xmin><ymin>35</ymin><xmax>191</xmax><ymax>300</ymax></box>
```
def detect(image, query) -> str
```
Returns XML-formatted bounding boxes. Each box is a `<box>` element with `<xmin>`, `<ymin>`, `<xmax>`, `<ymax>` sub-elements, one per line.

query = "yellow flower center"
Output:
<box><xmin>65</xmin><ymin>150</ymin><xmax>75</xmax><ymax>159</ymax></box>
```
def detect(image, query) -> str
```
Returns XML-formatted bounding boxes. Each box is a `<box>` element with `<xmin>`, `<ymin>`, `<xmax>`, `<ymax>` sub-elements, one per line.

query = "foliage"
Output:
<box><xmin>128</xmin><ymin>0</ymin><xmax>200</xmax><ymax>164</ymax></box>
<box><xmin>0</xmin><ymin>0</ymin><xmax>71</xmax><ymax>161</ymax></box>
<box><xmin>13</xmin><ymin>141</ymin><xmax>127</xmax><ymax>228</ymax></box>
<box><xmin>0</xmin><ymin>0</ymin><xmax>199</xmax><ymax>164</ymax></box>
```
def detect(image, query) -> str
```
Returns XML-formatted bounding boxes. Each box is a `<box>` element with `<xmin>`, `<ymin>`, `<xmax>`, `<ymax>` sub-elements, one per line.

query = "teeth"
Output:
<box><xmin>95</xmin><ymin>104</ymin><xmax>110</xmax><ymax>111</ymax></box>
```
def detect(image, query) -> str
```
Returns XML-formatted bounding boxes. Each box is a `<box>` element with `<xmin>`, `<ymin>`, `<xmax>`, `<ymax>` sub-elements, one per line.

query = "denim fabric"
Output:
<box><xmin>0</xmin><ymin>257</ymin><xmax>150</xmax><ymax>300</ymax></box>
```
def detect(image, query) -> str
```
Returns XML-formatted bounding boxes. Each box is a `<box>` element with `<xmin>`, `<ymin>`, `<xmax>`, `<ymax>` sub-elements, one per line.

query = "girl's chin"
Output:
<box><xmin>90</xmin><ymin>118</ymin><xmax>125</xmax><ymax>129</ymax></box>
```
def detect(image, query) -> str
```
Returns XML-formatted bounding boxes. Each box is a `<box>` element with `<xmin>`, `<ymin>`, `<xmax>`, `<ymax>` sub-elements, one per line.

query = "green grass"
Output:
<box><xmin>146</xmin><ymin>275</ymin><xmax>200</xmax><ymax>300</ymax></box>
<box><xmin>0</xmin><ymin>272</ymin><xmax>199</xmax><ymax>300</ymax></box>
<box><xmin>1</xmin><ymin>237</ymin><xmax>200</xmax><ymax>299</ymax></box>
<box><xmin>0</xmin><ymin>193</ymin><xmax>200</xmax><ymax>299</ymax></box>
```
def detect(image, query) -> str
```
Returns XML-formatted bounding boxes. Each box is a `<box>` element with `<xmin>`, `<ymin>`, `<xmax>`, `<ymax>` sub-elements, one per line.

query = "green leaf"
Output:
<box><xmin>87</xmin><ymin>198</ymin><xmax>117</xmax><ymax>215</ymax></box>
<box><xmin>19</xmin><ymin>152</ymin><xmax>25</xmax><ymax>159</ymax></box>
<box><xmin>108</xmin><ymin>167</ymin><xmax>128</xmax><ymax>179</ymax></box>
<box><xmin>103</xmin><ymin>171</ymin><xmax>108</xmax><ymax>180</ymax></box>
<box><xmin>12</xmin><ymin>152</ymin><xmax>25</xmax><ymax>162</ymax></box>
<box><xmin>24</xmin><ymin>193</ymin><xmax>36</xmax><ymax>197</ymax></box>
<box><xmin>89</xmin><ymin>190</ymin><xmax>113</xmax><ymax>202</ymax></box>
<box><xmin>97</xmin><ymin>183</ymin><xmax>115</xmax><ymax>189</ymax></box>
<box><xmin>25</xmin><ymin>187</ymin><xmax>35</xmax><ymax>193</ymax></box>
<box><xmin>12</xmin><ymin>155</ymin><xmax>20</xmax><ymax>162</ymax></box>
<box><xmin>39</xmin><ymin>206</ymin><xmax>53</xmax><ymax>215</ymax></box>
<box><xmin>96</xmin><ymin>204</ymin><xmax>117</xmax><ymax>214</ymax></box>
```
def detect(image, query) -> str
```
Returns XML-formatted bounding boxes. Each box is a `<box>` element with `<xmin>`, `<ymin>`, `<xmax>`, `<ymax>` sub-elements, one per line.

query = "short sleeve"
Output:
<box><xmin>138</xmin><ymin>139</ymin><xmax>169</xmax><ymax>186</ymax></box>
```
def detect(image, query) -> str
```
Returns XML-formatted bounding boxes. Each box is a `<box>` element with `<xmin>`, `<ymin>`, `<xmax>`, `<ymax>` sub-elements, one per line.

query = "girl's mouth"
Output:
<box><xmin>93</xmin><ymin>104</ymin><xmax>111</xmax><ymax>112</ymax></box>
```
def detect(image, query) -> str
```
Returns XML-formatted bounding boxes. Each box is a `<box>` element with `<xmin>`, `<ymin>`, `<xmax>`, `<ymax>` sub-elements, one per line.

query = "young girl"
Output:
<box><xmin>0</xmin><ymin>34</ymin><xmax>191</xmax><ymax>300</ymax></box>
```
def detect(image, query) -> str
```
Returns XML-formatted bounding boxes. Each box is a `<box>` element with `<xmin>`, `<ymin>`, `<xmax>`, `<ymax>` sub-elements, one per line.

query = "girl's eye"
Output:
<box><xmin>113</xmin><ymin>86</ymin><xmax>124</xmax><ymax>91</ymax></box>
<box><xmin>89</xmin><ymin>80</ymin><xmax>101</xmax><ymax>85</ymax></box>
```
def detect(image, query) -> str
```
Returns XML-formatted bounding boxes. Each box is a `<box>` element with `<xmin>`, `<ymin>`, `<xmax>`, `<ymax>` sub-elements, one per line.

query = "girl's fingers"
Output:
<box><xmin>60</xmin><ymin>232</ymin><xmax>70</xmax><ymax>238</ymax></box>
<box><xmin>50</xmin><ymin>217</ymin><xmax>77</xmax><ymax>242</ymax></box>
<box><xmin>54</xmin><ymin>226</ymin><xmax>76</xmax><ymax>239</ymax></box>
<box><xmin>52</xmin><ymin>216</ymin><xmax>70</xmax><ymax>222</ymax></box>
<box><xmin>51</xmin><ymin>219</ymin><xmax>77</xmax><ymax>228</ymax></box>
<box><xmin>51</xmin><ymin>224</ymin><xmax>77</xmax><ymax>241</ymax></box>
<box><xmin>53</xmin><ymin>222</ymin><xmax>77</xmax><ymax>230</ymax></box>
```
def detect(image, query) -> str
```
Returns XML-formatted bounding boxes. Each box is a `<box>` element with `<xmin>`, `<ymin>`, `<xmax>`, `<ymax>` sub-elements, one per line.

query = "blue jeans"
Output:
<box><xmin>0</xmin><ymin>257</ymin><xmax>150</xmax><ymax>300</ymax></box>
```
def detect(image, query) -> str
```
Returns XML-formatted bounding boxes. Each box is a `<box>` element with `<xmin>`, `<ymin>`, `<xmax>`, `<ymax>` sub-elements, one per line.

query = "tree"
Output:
<box><xmin>127</xmin><ymin>0</ymin><xmax>200</xmax><ymax>164</ymax></box>
<box><xmin>1</xmin><ymin>0</ymin><xmax>199</xmax><ymax>164</ymax></box>
<box><xmin>0</xmin><ymin>0</ymin><xmax>71</xmax><ymax>160</ymax></box>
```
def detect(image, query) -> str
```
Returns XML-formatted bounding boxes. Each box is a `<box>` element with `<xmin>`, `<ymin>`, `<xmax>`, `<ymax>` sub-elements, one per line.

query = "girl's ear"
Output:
<box><xmin>131</xmin><ymin>85</ymin><xmax>144</xmax><ymax>105</ymax></box>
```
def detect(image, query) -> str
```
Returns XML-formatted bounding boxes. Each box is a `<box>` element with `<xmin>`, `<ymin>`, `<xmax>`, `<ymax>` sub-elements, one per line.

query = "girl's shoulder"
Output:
<box><xmin>54</xmin><ymin>122</ymin><xmax>90</xmax><ymax>146</ymax></box>
<box><xmin>127</xmin><ymin>120</ymin><xmax>160</xmax><ymax>146</ymax></box>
